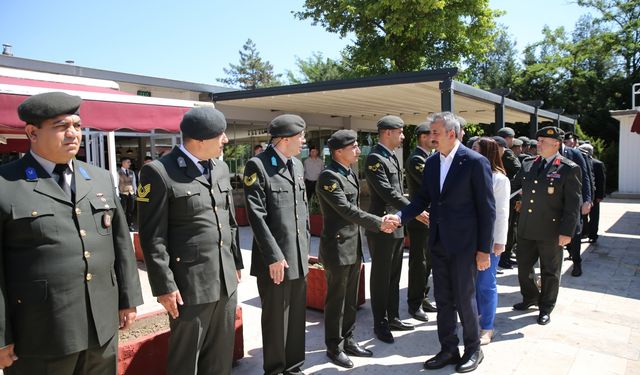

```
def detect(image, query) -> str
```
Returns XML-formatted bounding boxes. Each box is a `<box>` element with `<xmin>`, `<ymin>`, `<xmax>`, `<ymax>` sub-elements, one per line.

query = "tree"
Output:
<box><xmin>286</xmin><ymin>52</ymin><xmax>350</xmax><ymax>84</ymax></box>
<box><xmin>217</xmin><ymin>39</ymin><xmax>282</xmax><ymax>89</ymax></box>
<box><xmin>462</xmin><ymin>26</ymin><xmax>520</xmax><ymax>90</ymax></box>
<box><xmin>295</xmin><ymin>0</ymin><xmax>501</xmax><ymax>75</ymax></box>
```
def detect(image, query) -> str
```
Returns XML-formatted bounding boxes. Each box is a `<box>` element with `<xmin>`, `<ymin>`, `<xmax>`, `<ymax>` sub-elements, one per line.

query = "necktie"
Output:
<box><xmin>286</xmin><ymin>159</ymin><xmax>295</xmax><ymax>180</ymax></box>
<box><xmin>538</xmin><ymin>159</ymin><xmax>547</xmax><ymax>175</ymax></box>
<box><xmin>198</xmin><ymin>160</ymin><xmax>212</xmax><ymax>183</ymax></box>
<box><xmin>53</xmin><ymin>163</ymin><xmax>72</xmax><ymax>199</ymax></box>
<box><xmin>125</xmin><ymin>169</ymin><xmax>130</xmax><ymax>177</ymax></box>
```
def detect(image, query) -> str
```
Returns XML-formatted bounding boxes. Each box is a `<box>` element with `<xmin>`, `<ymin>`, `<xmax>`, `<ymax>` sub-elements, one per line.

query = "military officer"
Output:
<box><xmin>316</xmin><ymin>130</ymin><xmax>394</xmax><ymax>368</ymax></box>
<box><xmin>243</xmin><ymin>114</ymin><xmax>309</xmax><ymax>375</ymax></box>
<box><xmin>364</xmin><ymin>115</ymin><xmax>427</xmax><ymax>344</ymax></box>
<box><xmin>0</xmin><ymin>92</ymin><xmax>143</xmax><ymax>374</ymax></box>
<box><xmin>405</xmin><ymin>121</ymin><xmax>437</xmax><ymax>321</ymax></box>
<box><xmin>138</xmin><ymin>107</ymin><xmax>244</xmax><ymax>375</ymax></box>
<box><xmin>512</xmin><ymin>126</ymin><xmax>582</xmax><ymax>325</ymax></box>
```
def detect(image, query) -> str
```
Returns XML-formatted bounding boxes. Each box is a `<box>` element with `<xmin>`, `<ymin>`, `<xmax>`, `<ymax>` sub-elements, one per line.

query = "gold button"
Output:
<box><xmin>530</xmin><ymin>200</ymin><xmax>534</xmax><ymax>203</ymax></box>
<box><xmin>75</xmin><ymin>207</ymin><xmax>82</xmax><ymax>215</ymax></box>
<box><xmin>532</xmin><ymin>190</ymin><xmax>536</xmax><ymax>194</ymax></box>
<box><xmin>104</xmin><ymin>204</ymin><xmax>110</xmax><ymax>209</ymax></box>
<box><xmin>187</xmin><ymin>191</ymin><xmax>191</xmax><ymax>195</ymax></box>
<box><xmin>528</xmin><ymin>209</ymin><xmax>532</xmax><ymax>213</ymax></box>
<box><xmin>31</xmin><ymin>211</ymin><xmax>38</xmax><ymax>216</ymax></box>
<box><xmin>86</xmin><ymin>273</ymin><xmax>93</xmax><ymax>281</ymax></box>
<box><xmin>84</xmin><ymin>251</ymin><xmax>91</xmax><ymax>258</ymax></box>
<box><xmin>17</xmin><ymin>299</ymin><xmax>22</xmax><ymax>304</ymax></box>
<box><xmin>176</xmin><ymin>257</ymin><xmax>181</xmax><ymax>262</ymax></box>
<box><xmin>80</xmin><ymin>229</ymin><xmax>87</xmax><ymax>237</ymax></box>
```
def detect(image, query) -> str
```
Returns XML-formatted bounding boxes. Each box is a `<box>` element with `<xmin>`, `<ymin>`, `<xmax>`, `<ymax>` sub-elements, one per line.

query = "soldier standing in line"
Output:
<box><xmin>243</xmin><ymin>114</ymin><xmax>309</xmax><ymax>375</ymax></box>
<box><xmin>117</xmin><ymin>156</ymin><xmax>136</xmax><ymax>231</ymax></box>
<box><xmin>0</xmin><ymin>92</ymin><xmax>143</xmax><ymax>374</ymax></box>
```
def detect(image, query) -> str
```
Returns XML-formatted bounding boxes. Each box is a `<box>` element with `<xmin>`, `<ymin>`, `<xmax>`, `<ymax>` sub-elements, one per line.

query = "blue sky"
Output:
<box><xmin>1</xmin><ymin>0</ymin><xmax>595</xmax><ymax>86</ymax></box>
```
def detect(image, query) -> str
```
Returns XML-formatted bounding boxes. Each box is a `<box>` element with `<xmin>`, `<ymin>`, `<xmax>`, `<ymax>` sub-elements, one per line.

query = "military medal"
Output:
<box><xmin>103</xmin><ymin>212</ymin><xmax>112</xmax><ymax>228</ymax></box>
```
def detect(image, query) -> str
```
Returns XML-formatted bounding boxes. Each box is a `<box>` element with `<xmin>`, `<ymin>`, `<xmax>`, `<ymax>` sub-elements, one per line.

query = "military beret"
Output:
<box><xmin>180</xmin><ymin>107</ymin><xmax>227</xmax><ymax>140</ymax></box>
<box><xmin>377</xmin><ymin>115</ymin><xmax>404</xmax><ymax>129</ymax></box>
<box><xmin>517</xmin><ymin>136</ymin><xmax>531</xmax><ymax>146</ymax></box>
<box><xmin>18</xmin><ymin>92</ymin><xmax>81</xmax><ymax>125</ymax></box>
<box><xmin>536</xmin><ymin>126</ymin><xmax>563</xmax><ymax>141</ymax></box>
<box><xmin>466</xmin><ymin>136</ymin><xmax>479</xmax><ymax>149</ymax></box>
<box><xmin>529</xmin><ymin>140</ymin><xmax>538</xmax><ymax>147</ymax></box>
<box><xmin>492</xmin><ymin>135</ymin><xmax>508</xmax><ymax>148</ymax></box>
<box><xmin>327</xmin><ymin>129</ymin><xmax>357</xmax><ymax>150</ymax></box>
<box><xmin>415</xmin><ymin>121</ymin><xmax>431</xmax><ymax>135</ymax></box>
<box><xmin>269</xmin><ymin>114</ymin><xmax>306</xmax><ymax>137</ymax></box>
<box><xmin>512</xmin><ymin>138</ymin><xmax>524</xmax><ymax>147</ymax></box>
<box><xmin>497</xmin><ymin>127</ymin><xmax>515</xmax><ymax>138</ymax></box>
<box><xmin>564</xmin><ymin>131</ymin><xmax>575</xmax><ymax>140</ymax></box>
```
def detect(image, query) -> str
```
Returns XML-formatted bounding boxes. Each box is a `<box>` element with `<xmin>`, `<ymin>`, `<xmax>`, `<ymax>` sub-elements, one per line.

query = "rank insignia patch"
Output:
<box><xmin>323</xmin><ymin>182</ymin><xmax>337</xmax><ymax>192</ymax></box>
<box><xmin>368</xmin><ymin>163</ymin><xmax>381</xmax><ymax>172</ymax></box>
<box><xmin>416</xmin><ymin>164</ymin><xmax>425</xmax><ymax>173</ymax></box>
<box><xmin>136</xmin><ymin>184</ymin><xmax>151</xmax><ymax>202</ymax></box>
<box><xmin>244</xmin><ymin>173</ymin><xmax>257</xmax><ymax>187</ymax></box>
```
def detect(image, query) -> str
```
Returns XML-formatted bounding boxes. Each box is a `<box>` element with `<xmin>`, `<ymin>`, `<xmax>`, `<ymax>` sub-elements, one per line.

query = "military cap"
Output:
<box><xmin>18</xmin><ymin>92</ymin><xmax>81</xmax><ymax>125</ymax></box>
<box><xmin>415</xmin><ymin>121</ymin><xmax>431</xmax><ymax>135</ymax></box>
<box><xmin>564</xmin><ymin>131</ymin><xmax>575</xmax><ymax>140</ymax></box>
<box><xmin>529</xmin><ymin>140</ymin><xmax>538</xmax><ymax>147</ymax></box>
<box><xmin>327</xmin><ymin>129</ymin><xmax>357</xmax><ymax>150</ymax></box>
<box><xmin>497</xmin><ymin>127</ymin><xmax>515</xmax><ymax>138</ymax></box>
<box><xmin>492</xmin><ymin>135</ymin><xmax>508</xmax><ymax>148</ymax></box>
<box><xmin>512</xmin><ymin>138</ymin><xmax>524</xmax><ymax>147</ymax></box>
<box><xmin>465</xmin><ymin>136</ymin><xmax>479</xmax><ymax>149</ymax></box>
<box><xmin>536</xmin><ymin>126</ymin><xmax>563</xmax><ymax>141</ymax></box>
<box><xmin>377</xmin><ymin>115</ymin><xmax>404</xmax><ymax>129</ymax></box>
<box><xmin>578</xmin><ymin>143</ymin><xmax>594</xmax><ymax>156</ymax></box>
<box><xmin>180</xmin><ymin>107</ymin><xmax>227</xmax><ymax>140</ymax></box>
<box><xmin>268</xmin><ymin>114</ymin><xmax>306</xmax><ymax>137</ymax></box>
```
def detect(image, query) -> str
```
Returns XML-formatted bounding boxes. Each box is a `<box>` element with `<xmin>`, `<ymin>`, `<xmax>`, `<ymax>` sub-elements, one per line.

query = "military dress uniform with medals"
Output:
<box><xmin>137</xmin><ymin>108</ymin><xmax>243</xmax><ymax>375</ymax></box>
<box><xmin>513</xmin><ymin>127</ymin><xmax>581</xmax><ymax>320</ymax></box>
<box><xmin>243</xmin><ymin>114</ymin><xmax>309</xmax><ymax>375</ymax></box>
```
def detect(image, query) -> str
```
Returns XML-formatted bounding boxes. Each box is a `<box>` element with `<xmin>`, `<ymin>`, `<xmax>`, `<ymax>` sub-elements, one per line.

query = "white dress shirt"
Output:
<box><xmin>439</xmin><ymin>140</ymin><xmax>461</xmax><ymax>192</ymax></box>
<box><xmin>492</xmin><ymin>172</ymin><xmax>511</xmax><ymax>246</ymax></box>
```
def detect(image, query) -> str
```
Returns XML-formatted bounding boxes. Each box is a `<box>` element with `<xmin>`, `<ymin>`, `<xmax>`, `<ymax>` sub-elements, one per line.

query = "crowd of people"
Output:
<box><xmin>0</xmin><ymin>91</ymin><xmax>604</xmax><ymax>374</ymax></box>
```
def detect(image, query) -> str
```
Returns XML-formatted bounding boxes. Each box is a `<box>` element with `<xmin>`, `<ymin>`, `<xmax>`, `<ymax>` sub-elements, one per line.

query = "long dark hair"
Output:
<box><xmin>475</xmin><ymin>137</ymin><xmax>506</xmax><ymax>175</ymax></box>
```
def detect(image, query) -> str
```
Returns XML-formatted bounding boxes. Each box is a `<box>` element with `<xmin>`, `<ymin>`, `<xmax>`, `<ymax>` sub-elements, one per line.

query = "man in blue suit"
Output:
<box><xmin>387</xmin><ymin>112</ymin><xmax>495</xmax><ymax>373</ymax></box>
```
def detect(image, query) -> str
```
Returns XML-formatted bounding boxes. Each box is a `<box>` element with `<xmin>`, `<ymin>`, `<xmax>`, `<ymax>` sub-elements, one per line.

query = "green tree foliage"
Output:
<box><xmin>462</xmin><ymin>26</ymin><xmax>520</xmax><ymax>90</ymax></box>
<box><xmin>217</xmin><ymin>39</ymin><xmax>282</xmax><ymax>89</ymax></box>
<box><xmin>286</xmin><ymin>52</ymin><xmax>350</xmax><ymax>84</ymax></box>
<box><xmin>295</xmin><ymin>0</ymin><xmax>501</xmax><ymax>75</ymax></box>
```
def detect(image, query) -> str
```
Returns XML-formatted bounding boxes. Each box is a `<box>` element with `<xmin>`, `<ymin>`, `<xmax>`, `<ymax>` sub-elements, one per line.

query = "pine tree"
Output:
<box><xmin>217</xmin><ymin>39</ymin><xmax>282</xmax><ymax>89</ymax></box>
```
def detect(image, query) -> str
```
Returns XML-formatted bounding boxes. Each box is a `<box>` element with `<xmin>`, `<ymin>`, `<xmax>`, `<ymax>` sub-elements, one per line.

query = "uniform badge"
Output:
<box><xmin>368</xmin><ymin>162</ymin><xmax>381</xmax><ymax>172</ymax></box>
<box><xmin>25</xmin><ymin>167</ymin><xmax>38</xmax><ymax>181</ymax></box>
<box><xmin>271</xmin><ymin>156</ymin><xmax>278</xmax><ymax>167</ymax></box>
<box><xmin>136</xmin><ymin>184</ymin><xmax>151</xmax><ymax>202</ymax></box>
<box><xmin>244</xmin><ymin>173</ymin><xmax>257</xmax><ymax>187</ymax></box>
<box><xmin>177</xmin><ymin>157</ymin><xmax>187</xmax><ymax>168</ymax></box>
<box><xmin>78</xmin><ymin>166</ymin><xmax>91</xmax><ymax>180</ymax></box>
<box><xmin>323</xmin><ymin>182</ymin><xmax>337</xmax><ymax>192</ymax></box>
<box><xmin>102</xmin><ymin>212</ymin><xmax>112</xmax><ymax>228</ymax></box>
<box><xmin>416</xmin><ymin>164</ymin><xmax>424</xmax><ymax>173</ymax></box>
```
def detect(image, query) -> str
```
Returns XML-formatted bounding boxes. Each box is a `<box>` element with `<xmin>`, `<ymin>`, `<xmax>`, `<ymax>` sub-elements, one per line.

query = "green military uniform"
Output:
<box><xmin>138</xmin><ymin>108</ymin><xmax>243</xmax><ymax>375</ymax></box>
<box><xmin>243</xmin><ymin>115</ymin><xmax>309</xmax><ymax>375</ymax></box>
<box><xmin>317</xmin><ymin>158</ymin><xmax>381</xmax><ymax>355</ymax></box>
<box><xmin>513</xmin><ymin>134</ymin><xmax>581</xmax><ymax>316</ymax></box>
<box><xmin>500</xmin><ymin>147</ymin><xmax>521</xmax><ymax>268</ymax></box>
<box><xmin>0</xmin><ymin>155</ymin><xmax>143</xmax><ymax>373</ymax></box>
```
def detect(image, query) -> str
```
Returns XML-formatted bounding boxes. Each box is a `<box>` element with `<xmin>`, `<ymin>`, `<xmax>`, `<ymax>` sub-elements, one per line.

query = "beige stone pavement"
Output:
<box><xmin>133</xmin><ymin>198</ymin><xmax>640</xmax><ymax>374</ymax></box>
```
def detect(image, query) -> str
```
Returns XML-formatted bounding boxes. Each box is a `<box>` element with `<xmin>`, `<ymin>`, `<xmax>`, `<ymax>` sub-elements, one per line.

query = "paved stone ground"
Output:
<box><xmin>85</xmin><ymin>198</ymin><xmax>640</xmax><ymax>374</ymax></box>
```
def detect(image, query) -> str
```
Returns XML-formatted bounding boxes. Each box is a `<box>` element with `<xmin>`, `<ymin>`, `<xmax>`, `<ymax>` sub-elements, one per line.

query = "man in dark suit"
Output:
<box><xmin>0</xmin><ymin>92</ymin><xmax>143</xmax><ymax>374</ymax></box>
<box><xmin>405</xmin><ymin>122</ymin><xmax>436</xmax><ymax>321</ymax></box>
<box><xmin>391</xmin><ymin>111</ymin><xmax>496</xmax><ymax>373</ymax></box>
<box><xmin>364</xmin><ymin>115</ymin><xmax>427</xmax><ymax>344</ymax></box>
<box><xmin>578</xmin><ymin>144</ymin><xmax>606</xmax><ymax>242</ymax></box>
<box><xmin>316</xmin><ymin>130</ymin><xmax>394</xmax><ymax>368</ymax></box>
<box><xmin>243</xmin><ymin>114</ymin><xmax>309</xmax><ymax>375</ymax></box>
<box><xmin>512</xmin><ymin>127</ymin><xmax>582</xmax><ymax>325</ymax></box>
<box><xmin>138</xmin><ymin>107</ymin><xmax>244</xmax><ymax>375</ymax></box>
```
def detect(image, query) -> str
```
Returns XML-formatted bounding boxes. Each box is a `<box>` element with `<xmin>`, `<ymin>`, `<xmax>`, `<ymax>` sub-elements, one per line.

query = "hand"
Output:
<box><xmin>119</xmin><ymin>307</ymin><xmax>137</xmax><ymax>329</ymax></box>
<box><xmin>236</xmin><ymin>270</ymin><xmax>242</xmax><ymax>282</ymax></box>
<box><xmin>559</xmin><ymin>235</ymin><xmax>572</xmax><ymax>246</ymax></box>
<box><xmin>476</xmin><ymin>251</ymin><xmax>490</xmax><ymax>271</ymax></box>
<box><xmin>493</xmin><ymin>243</ymin><xmax>505</xmax><ymax>257</ymax></box>
<box><xmin>416</xmin><ymin>211</ymin><xmax>429</xmax><ymax>225</ymax></box>
<box><xmin>269</xmin><ymin>259</ymin><xmax>289</xmax><ymax>285</ymax></box>
<box><xmin>380</xmin><ymin>214</ymin><xmax>400</xmax><ymax>233</ymax></box>
<box><xmin>581</xmin><ymin>202</ymin><xmax>592</xmax><ymax>215</ymax></box>
<box><xmin>0</xmin><ymin>344</ymin><xmax>17</xmax><ymax>369</ymax></box>
<box><xmin>157</xmin><ymin>290</ymin><xmax>184</xmax><ymax>319</ymax></box>
<box><xmin>514</xmin><ymin>200</ymin><xmax>521</xmax><ymax>212</ymax></box>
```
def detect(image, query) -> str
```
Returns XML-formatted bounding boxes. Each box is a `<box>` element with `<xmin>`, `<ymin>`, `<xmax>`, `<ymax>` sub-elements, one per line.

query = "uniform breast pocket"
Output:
<box><xmin>89</xmin><ymin>197</ymin><xmax>116</xmax><ymax>235</ymax></box>
<box><xmin>11</xmin><ymin>205</ymin><xmax>57</xmax><ymax>243</ymax></box>
<box><xmin>217</xmin><ymin>181</ymin><xmax>232</xmax><ymax>210</ymax></box>
<box><xmin>172</xmin><ymin>185</ymin><xmax>202</xmax><ymax>214</ymax></box>
<box><xmin>270</xmin><ymin>184</ymin><xmax>293</xmax><ymax>207</ymax></box>
<box><xmin>9</xmin><ymin>280</ymin><xmax>48</xmax><ymax>306</ymax></box>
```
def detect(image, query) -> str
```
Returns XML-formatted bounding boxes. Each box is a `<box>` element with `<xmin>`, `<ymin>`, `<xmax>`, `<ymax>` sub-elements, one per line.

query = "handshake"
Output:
<box><xmin>379</xmin><ymin>211</ymin><xmax>429</xmax><ymax>233</ymax></box>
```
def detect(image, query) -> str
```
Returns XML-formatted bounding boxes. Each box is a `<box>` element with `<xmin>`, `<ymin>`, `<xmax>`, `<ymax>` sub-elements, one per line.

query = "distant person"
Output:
<box><xmin>496</xmin><ymin>128</ymin><xmax>521</xmax><ymax>271</ymax></box>
<box><xmin>254</xmin><ymin>144</ymin><xmax>264</xmax><ymax>155</ymax></box>
<box><xmin>303</xmin><ymin>145</ymin><xmax>324</xmax><ymax>201</ymax></box>
<box><xmin>579</xmin><ymin>144</ymin><xmax>606</xmax><ymax>243</ymax></box>
<box><xmin>118</xmin><ymin>156</ymin><xmax>136</xmax><ymax>231</ymax></box>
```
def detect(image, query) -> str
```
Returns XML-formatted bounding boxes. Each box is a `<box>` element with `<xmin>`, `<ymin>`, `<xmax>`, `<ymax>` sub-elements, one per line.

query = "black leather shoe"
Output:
<box><xmin>498</xmin><ymin>259</ymin><xmax>512</xmax><ymax>269</ymax></box>
<box><xmin>409</xmin><ymin>307</ymin><xmax>430</xmax><ymax>322</ymax></box>
<box><xmin>571</xmin><ymin>263</ymin><xmax>583</xmax><ymax>277</ymax></box>
<box><xmin>537</xmin><ymin>313</ymin><xmax>551</xmax><ymax>325</ymax></box>
<box><xmin>374</xmin><ymin>321</ymin><xmax>394</xmax><ymax>343</ymax></box>
<box><xmin>344</xmin><ymin>342</ymin><xmax>373</xmax><ymax>357</ymax></box>
<box><xmin>455</xmin><ymin>349</ymin><xmax>484</xmax><ymax>373</ymax></box>
<box><xmin>389</xmin><ymin>317</ymin><xmax>414</xmax><ymax>331</ymax></box>
<box><xmin>422</xmin><ymin>298</ymin><xmax>437</xmax><ymax>312</ymax></box>
<box><xmin>424</xmin><ymin>351</ymin><xmax>461</xmax><ymax>370</ymax></box>
<box><xmin>327</xmin><ymin>351</ymin><xmax>353</xmax><ymax>368</ymax></box>
<box><xmin>513</xmin><ymin>301</ymin><xmax>537</xmax><ymax>311</ymax></box>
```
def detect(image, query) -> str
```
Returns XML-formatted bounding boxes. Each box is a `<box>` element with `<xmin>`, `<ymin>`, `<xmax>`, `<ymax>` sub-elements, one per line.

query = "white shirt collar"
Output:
<box><xmin>439</xmin><ymin>140</ymin><xmax>461</xmax><ymax>162</ymax></box>
<box><xmin>273</xmin><ymin>145</ymin><xmax>291</xmax><ymax>165</ymax></box>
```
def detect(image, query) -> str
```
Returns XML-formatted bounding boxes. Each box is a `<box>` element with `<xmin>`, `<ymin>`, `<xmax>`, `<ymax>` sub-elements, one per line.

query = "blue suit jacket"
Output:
<box><xmin>562</xmin><ymin>146</ymin><xmax>591</xmax><ymax>204</ymax></box>
<box><xmin>400</xmin><ymin>143</ymin><xmax>496</xmax><ymax>254</ymax></box>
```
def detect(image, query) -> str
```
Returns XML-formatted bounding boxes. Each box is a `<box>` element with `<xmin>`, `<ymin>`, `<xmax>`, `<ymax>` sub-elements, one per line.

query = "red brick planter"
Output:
<box><xmin>235</xmin><ymin>207</ymin><xmax>250</xmax><ymax>226</ymax></box>
<box><xmin>306</xmin><ymin>256</ymin><xmax>365</xmax><ymax>311</ymax></box>
<box><xmin>132</xmin><ymin>232</ymin><xmax>144</xmax><ymax>262</ymax></box>
<box><xmin>117</xmin><ymin>305</ymin><xmax>244</xmax><ymax>374</ymax></box>
<box><xmin>309</xmin><ymin>214</ymin><xmax>323</xmax><ymax>236</ymax></box>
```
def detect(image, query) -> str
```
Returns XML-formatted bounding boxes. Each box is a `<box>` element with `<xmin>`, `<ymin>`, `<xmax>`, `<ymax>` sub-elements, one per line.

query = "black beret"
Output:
<box><xmin>512</xmin><ymin>138</ymin><xmax>524</xmax><ymax>147</ymax></box>
<box><xmin>269</xmin><ymin>114</ymin><xmax>306</xmax><ymax>137</ymax></box>
<box><xmin>327</xmin><ymin>129</ymin><xmax>357</xmax><ymax>150</ymax></box>
<box><xmin>492</xmin><ymin>135</ymin><xmax>508</xmax><ymax>148</ymax></box>
<box><xmin>497</xmin><ymin>127</ymin><xmax>515</xmax><ymax>138</ymax></box>
<box><xmin>18</xmin><ymin>92</ymin><xmax>81</xmax><ymax>124</ymax></box>
<box><xmin>466</xmin><ymin>135</ymin><xmax>479</xmax><ymax>149</ymax></box>
<box><xmin>180</xmin><ymin>107</ymin><xmax>227</xmax><ymax>140</ymax></box>
<box><xmin>536</xmin><ymin>126</ymin><xmax>563</xmax><ymax>141</ymax></box>
<box><xmin>415</xmin><ymin>122</ymin><xmax>431</xmax><ymax>135</ymax></box>
<box><xmin>529</xmin><ymin>140</ymin><xmax>538</xmax><ymax>147</ymax></box>
<box><xmin>564</xmin><ymin>131</ymin><xmax>575</xmax><ymax>140</ymax></box>
<box><xmin>517</xmin><ymin>136</ymin><xmax>531</xmax><ymax>146</ymax></box>
<box><xmin>377</xmin><ymin>115</ymin><xmax>404</xmax><ymax>129</ymax></box>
